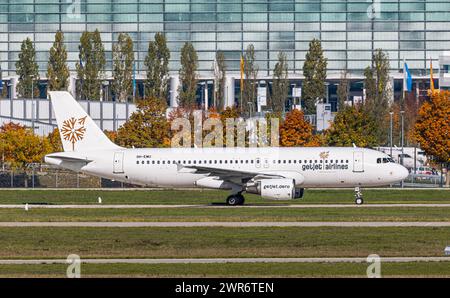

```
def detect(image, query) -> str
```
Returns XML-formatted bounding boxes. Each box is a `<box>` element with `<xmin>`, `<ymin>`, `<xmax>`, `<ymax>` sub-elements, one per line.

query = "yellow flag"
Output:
<box><xmin>430</xmin><ymin>58</ymin><xmax>435</xmax><ymax>92</ymax></box>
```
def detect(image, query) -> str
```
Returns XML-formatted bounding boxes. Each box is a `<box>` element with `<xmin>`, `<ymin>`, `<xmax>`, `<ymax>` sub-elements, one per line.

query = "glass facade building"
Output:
<box><xmin>1</xmin><ymin>0</ymin><xmax>450</xmax><ymax>78</ymax></box>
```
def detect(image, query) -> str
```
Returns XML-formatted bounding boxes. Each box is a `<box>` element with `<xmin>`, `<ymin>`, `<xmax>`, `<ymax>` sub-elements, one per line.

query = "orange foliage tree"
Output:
<box><xmin>280</xmin><ymin>109</ymin><xmax>321</xmax><ymax>147</ymax></box>
<box><xmin>103</xmin><ymin>130</ymin><xmax>118</xmax><ymax>143</ymax></box>
<box><xmin>413</xmin><ymin>91</ymin><xmax>450</xmax><ymax>184</ymax></box>
<box><xmin>116</xmin><ymin>97</ymin><xmax>171</xmax><ymax>148</ymax></box>
<box><xmin>325</xmin><ymin>105</ymin><xmax>378</xmax><ymax>147</ymax></box>
<box><xmin>47</xmin><ymin>128</ymin><xmax>63</xmax><ymax>153</ymax></box>
<box><xmin>0</xmin><ymin>122</ymin><xmax>52</xmax><ymax>186</ymax></box>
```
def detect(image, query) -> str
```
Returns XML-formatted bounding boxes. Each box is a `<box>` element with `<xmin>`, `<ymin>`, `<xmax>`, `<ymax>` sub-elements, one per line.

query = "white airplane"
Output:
<box><xmin>45</xmin><ymin>92</ymin><xmax>409</xmax><ymax>206</ymax></box>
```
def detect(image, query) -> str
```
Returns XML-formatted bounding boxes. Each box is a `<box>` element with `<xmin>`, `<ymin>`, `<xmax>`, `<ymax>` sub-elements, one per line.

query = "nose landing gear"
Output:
<box><xmin>354</xmin><ymin>187</ymin><xmax>364</xmax><ymax>205</ymax></box>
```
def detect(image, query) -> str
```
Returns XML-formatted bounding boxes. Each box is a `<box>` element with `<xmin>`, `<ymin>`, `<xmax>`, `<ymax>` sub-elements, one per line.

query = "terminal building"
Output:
<box><xmin>0</xmin><ymin>0</ymin><xmax>449</xmax><ymax>111</ymax></box>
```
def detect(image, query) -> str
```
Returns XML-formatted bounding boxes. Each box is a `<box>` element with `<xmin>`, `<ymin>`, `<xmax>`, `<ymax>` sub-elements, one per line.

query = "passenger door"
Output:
<box><xmin>353</xmin><ymin>151</ymin><xmax>364</xmax><ymax>172</ymax></box>
<box><xmin>113</xmin><ymin>152</ymin><xmax>124</xmax><ymax>174</ymax></box>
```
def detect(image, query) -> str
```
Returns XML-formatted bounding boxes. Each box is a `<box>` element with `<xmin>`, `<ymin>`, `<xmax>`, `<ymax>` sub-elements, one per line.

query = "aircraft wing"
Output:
<box><xmin>177</xmin><ymin>164</ymin><xmax>300</xmax><ymax>185</ymax></box>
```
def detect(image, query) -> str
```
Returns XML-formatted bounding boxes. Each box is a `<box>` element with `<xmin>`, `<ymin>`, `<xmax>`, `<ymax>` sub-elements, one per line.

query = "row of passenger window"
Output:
<box><xmin>273</xmin><ymin>159</ymin><xmax>349</xmax><ymax>164</ymax></box>
<box><xmin>137</xmin><ymin>159</ymin><xmax>257</xmax><ymax>165</ymax></box>
<box><xmin>136</xmin><ymin>159</ymin><xmax>350</xmax><ymax>165</ymax></box>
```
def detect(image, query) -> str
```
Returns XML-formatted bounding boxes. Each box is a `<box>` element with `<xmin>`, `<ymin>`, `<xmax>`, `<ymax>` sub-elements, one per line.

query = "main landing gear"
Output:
<box><xmin>226</xmin><ymin>193</ymin><xmax>245</xmax><ymax>206</ymax></box>
<box><xmin>354</xmin><ymin>187</ymin><xmax>364</xmax><ymax>205</ymax></box>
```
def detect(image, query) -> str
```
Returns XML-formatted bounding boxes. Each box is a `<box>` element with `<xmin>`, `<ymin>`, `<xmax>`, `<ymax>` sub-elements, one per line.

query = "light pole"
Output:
<box><xmin>400</xmin><ymin>110</ymin><xmax>405</xmax><ymax>166</ymax></box>
<box><xmin>31</xmin><ymin>75</ymin><xmax>35</xmax><ymax>134</ymax></box>
<box><xmin>389</xmin><ymin>111</ymin><xmax>393</xmax><ymax>157</ymax></box>
<box><xmin>400</xmin><ymin>110</ymin><xmax>405</xmax><ymax>188</ymax></box>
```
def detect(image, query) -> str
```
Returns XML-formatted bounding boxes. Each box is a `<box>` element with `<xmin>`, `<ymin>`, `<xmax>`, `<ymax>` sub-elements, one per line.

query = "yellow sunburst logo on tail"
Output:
<box><xmin>61</xmin><ymin>116</ymin><xmax>87</xmax><ymax>151</ymax></box>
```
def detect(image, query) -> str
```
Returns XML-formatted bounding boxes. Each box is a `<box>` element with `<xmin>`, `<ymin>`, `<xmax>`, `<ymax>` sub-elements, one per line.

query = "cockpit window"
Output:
<box><xmin>377</xmin><ymin>157</ymin><xmax>395</xmax><ymax>164</ymax></box>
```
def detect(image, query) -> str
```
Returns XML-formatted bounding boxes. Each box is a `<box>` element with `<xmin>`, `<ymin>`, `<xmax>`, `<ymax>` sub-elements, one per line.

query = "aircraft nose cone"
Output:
<box><xmin>398</xmin><ymin>165</ymin><xmax>409</xmax><ymax>180</ymax></box>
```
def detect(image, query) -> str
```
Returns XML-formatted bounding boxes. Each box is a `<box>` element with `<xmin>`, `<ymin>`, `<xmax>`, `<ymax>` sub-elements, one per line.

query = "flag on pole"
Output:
<box><xmin>430</xmin><ymin>58</ymin><xmax>435</xmax><ymax>92</ymax></box>
<box><xmin>403</xmin><ymin>59</ymin><xmax>412</xmax><ymax>92</ymax></box>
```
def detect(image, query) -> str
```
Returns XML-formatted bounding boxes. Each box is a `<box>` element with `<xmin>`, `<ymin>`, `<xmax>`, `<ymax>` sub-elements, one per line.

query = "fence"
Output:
<box><xmin>0</xmin><ymin>98</ymin><xmax>137</xmax><ymax>136</ymax></box>
<box><xmin>404</xmin><ymin>173</ymin><xmax>448</xmax><ymax>188</ymax></box>
<box><xmin>0</xmin><ymin>164</ymin><xmax>133</xmax><ymax>189</ymax></box>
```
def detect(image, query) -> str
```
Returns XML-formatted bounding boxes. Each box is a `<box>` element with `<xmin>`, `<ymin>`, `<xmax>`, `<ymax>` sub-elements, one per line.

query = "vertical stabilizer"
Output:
<box><xmin>49</xmin><ymin>91</ymin><xmax>120</xmax><ymax>152</ymax></box>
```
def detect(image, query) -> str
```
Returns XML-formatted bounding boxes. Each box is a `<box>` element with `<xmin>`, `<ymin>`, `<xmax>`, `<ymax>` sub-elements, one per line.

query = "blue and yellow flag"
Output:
<box><xmin>403</xmin><ymin>60</ymin><xmax>412</xmax><ymax>92</ymax></box>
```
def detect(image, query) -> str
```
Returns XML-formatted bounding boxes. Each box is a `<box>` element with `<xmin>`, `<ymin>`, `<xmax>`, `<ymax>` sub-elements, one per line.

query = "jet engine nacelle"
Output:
<box><xmin>246</xmin><ymin>179</ymin><xmax>304</xmax><ymax>200</ymax></box>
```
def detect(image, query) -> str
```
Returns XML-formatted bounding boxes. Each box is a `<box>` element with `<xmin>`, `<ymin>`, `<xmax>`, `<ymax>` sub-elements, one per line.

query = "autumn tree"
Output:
<box><xmin>280</xmin><ymin>109</ymin><xmax>321</xmax><ymax>147</ymax></box>
<box><xmin>337</xmin><ymin>70</ymin><xmax>349</xmax><ymax>111</ymax></box>
<box><xmin>178</xmin><ymin>42</ymin><xmax>198</xmax><ymax>108</ymax></box>
<box><xmin>0</xmin><ymin>123</ymin><xmax>51</xmax><ymax>187</ymax></box>
<box><xmin>47</xmin><ymin>128</ymin><xmax>63</xmax><ymax>153</ymax></box>
<box><xmin>220</xmin><ymin>106</ymin><xmax>243</xmax><ymax>147</ymax></box>
<box><xmin>302</xmin><ymin>39</ymin><xmax>327</xmax><ymax>114</ymax></box>
<box><xmin>47</xmin><ymin>31</ymin><xmax>70</xmax><ymax>91</ymax></box>
<box><xmin>214</xmin><ymin>51</ymin><xmax>226</xmax><ymax>111</ymax></box>
<box><xmin>413</xmin><ymin>91</ymin><xmax>450</xmax><ymax>185</ymax></box>
<box><xmin>76</xmin><ymin>30</ymin><xmax>106</xmax><ymax>100</ymax></box>
<box><xmin>144</xmin><ymin>32</ymin><xmax>170</xmax><ymax>99</ymax></box>
<box><xmin>104</xmin><ymin>130</ymin><xmax>118</xmax><ymax>143</ymax></box>
<box><xmin>325</xmin><ymin>106</ymin><xmax>378</xmax><ymax>147</ymax></box>
<box><xmin>271</xmin><ymin>52</ymin><xmax>289</xmax><ymax>113</ymax></box>
<box><xmin>116</xmin><ymin>97</ymin><xmax>171</xmax><ymax>148</ymax></box>
<box><xmin>364</xmin><ymin>49</ymin><xmax>391</xmax><ymax>144</ymax></box>
<box><xmin>242</xmin><ymin>44</ymin><xmax>259</xmax><ymax>113</ymax></box>
<box><xmin>16</xmin><ymin>38</ymin><xmax>40</xmax><ymax>98</ymax></box>
<box><xmin>167</xmin><ymin>107</ymin><xmax>195</xmax><ymax>148</ymax></box>
<box><xmin>112</xmin><ymin>33</ymin><xmax>134</xmax><ymax>102</ymax></box>
<box><xmin>404</xmin><ymin>92</ymin><xmax>421</xmax><ymax>144</ymax></box>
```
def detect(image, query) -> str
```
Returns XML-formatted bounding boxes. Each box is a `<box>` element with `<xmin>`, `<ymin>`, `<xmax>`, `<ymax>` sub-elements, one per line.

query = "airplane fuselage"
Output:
<box><xmin>46</xmin><ymin>147</ymin><xmax>408</xmax><ymax>189</ymax></box>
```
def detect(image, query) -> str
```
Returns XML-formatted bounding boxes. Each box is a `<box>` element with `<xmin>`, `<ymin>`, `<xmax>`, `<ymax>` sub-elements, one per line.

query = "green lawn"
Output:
<box><xmin>0</xmin><ymin>227</ymin><xmax>449</xmax><ymax>259</ymax></box>
<box><xmin>0</xmin><ymin>189</ymin><xmax>448</xmax><ymax>278</ymax></box>
<box><xmin>2</xmin><ymin>207</ymin><xmax>450</xmax><ymax>222</ymax></box>
<box><xmin>2</xmin><ymin>262</ymin><xmax>450</xmax><ymax>278</ymax></box>
<box><xmin>0</xmin><ymin>189</ymin><xmax>448</xmax><ymax>205</ymax></box>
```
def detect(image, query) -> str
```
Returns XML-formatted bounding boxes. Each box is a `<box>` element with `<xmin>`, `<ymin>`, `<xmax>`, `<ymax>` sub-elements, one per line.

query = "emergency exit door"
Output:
<box><xmin>113</xmin><ymin>152</ymin><xmax>124</xmax><ymax>174</ymax></box>
<box><xmin>353</xmin><ymin>151</ymin><xmax>364</xmax><ymax>172</ymax></box>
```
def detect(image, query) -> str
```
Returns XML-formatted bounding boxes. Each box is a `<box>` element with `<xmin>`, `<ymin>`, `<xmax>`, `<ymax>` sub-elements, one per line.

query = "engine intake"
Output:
<box><xmin>246</xmin><ymin>179</ymin><xmax>304</xmax><ymax>200</ymax></box>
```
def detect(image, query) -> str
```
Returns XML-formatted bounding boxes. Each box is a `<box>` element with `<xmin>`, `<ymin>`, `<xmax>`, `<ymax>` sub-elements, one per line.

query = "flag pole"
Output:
<box><xmin>240</xmin><ymin>55</ymin><xmax>244</xmax><ymax>111</ymax></box>
<box><xmin>402</xmin><ymin>59</ymin><xmax>406</xmax><ymax>105</ymax></box>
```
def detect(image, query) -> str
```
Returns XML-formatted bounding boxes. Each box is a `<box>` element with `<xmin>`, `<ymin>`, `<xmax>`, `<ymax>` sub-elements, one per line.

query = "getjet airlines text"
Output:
<box><xmin>263</xmin><ymin>185</ymin><xmax>290</xmax><ymax>190</ymax></box>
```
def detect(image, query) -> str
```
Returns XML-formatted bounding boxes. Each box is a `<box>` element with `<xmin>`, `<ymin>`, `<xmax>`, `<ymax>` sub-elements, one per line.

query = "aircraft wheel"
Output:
<box><xmin>227</xmin><ymin>194</ymin><xmax>245</xmax><ymax>206</ymax></box>
<box><xmin>355</xmin><ymin>197</ymin><xmax>364</xmax><ymax>205</ymax></box>
<box><xmin>227</xmin><ymin>195</ymin><xmax>239</xmax><ymax>206</ymax></box>
<box><xmin>236</xmin><ymin>194</ymin><xmax>245</xmax><ymax>206</ymax></box>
